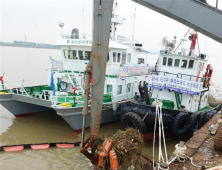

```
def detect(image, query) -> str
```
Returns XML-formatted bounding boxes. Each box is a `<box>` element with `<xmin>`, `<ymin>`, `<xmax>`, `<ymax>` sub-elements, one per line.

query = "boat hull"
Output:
<box><xmin>0</xmin><ymin>93</ymin><xmax>120</xmax><ymax>130</ymax></box>
<box><xmin>0</xmin><ymin>94</ymin><xmax>52</xmax><ymax>116</ymax></box>
<box><xmin>52</xmin><ymin>105</ymin><xmax>120</xmax><ymax>130</ymax></box>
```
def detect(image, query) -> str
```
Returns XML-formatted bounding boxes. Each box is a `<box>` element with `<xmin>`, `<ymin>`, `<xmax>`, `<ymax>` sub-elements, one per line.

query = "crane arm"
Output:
<box><xmin>80</xmin><ymin>0</ymin><xmax>113</xmax><ymax>164</ymax></box>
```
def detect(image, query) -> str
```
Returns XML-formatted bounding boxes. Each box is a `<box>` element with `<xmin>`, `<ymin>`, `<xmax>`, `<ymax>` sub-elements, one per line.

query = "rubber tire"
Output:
<box><xmin>189</xmin><ymin>113</ymin><xmax>200</xmax><ymax>134</ymax></box>
<box><xmin>172</xmin><ymin>112</ymin><xmax>191</xmax><ymax>136</ymax></box>
<box><xmin>121</xmin><ymin>112</ymin><xmax>146</xmax><ymax>134</ymax></box>
<box><xmin>214</xmin><ymin>123</ymin><xmax>222</xmax><ymax>150</ymax></box>
<box><xmin>202</xmin><ymin>112</ymin><xmax>209</xmax><ymax>125</ymax></box>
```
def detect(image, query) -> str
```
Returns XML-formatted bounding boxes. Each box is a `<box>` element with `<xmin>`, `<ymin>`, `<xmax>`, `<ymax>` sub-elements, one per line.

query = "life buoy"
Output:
<box><xmin>204</xmin><ymin>64</ymin><xmax>213</xmax><ymax>88</ymax></box>
<box><xmin>121</xmin><ymin>112</ymin><xmax>146</xmax><ymax>134</ymax></box>
<box><xmin>60</xmin><ymin>81</ymin><xmax>68</xmax><ymax>92</ymax></box>
<box><xmin>172</xmin><ymin>112</ymin><xmax>191</xmax><ymax>136</ymax></box>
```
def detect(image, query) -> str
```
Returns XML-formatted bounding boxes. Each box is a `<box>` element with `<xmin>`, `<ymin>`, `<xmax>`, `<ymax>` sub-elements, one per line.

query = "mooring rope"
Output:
<box><xmin>153</xmin><ymin>100</ymin><xmax>169</xmax><ymax>170</ymax></box>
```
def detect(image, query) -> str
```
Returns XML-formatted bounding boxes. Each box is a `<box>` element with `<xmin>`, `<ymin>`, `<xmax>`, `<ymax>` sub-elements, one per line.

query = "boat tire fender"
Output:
<box><xmin>189</xmin><ymin>113</ymin><xmax>200</xmax><ymax>134</ymax></box>
<box><xmin>121</xmin><ymin>112</ymin><xmax>146</xmax><ymax>134</ymax></box>
<box><xmin>172</xmin><ymin>112</ymin><xmax>191</xmax><ymax>136</ymax></box>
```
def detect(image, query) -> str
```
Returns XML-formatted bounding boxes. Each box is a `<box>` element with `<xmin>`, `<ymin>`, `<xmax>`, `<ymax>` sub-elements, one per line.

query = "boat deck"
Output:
<box><xmin>0</xmin><ymin>85</ymin><xmax>112</xmax><ymax>108</ymax></box>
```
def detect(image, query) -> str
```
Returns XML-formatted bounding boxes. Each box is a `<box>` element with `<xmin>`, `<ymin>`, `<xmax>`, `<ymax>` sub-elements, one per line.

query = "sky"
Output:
<box><xmin>0</xmin><ymin>0</ymin><xmax>221</xmax><ymax>56</ymax></box>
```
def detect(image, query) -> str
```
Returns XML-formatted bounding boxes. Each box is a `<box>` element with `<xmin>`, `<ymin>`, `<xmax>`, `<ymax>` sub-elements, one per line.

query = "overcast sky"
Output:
<box><xmin>0</xmin><ymin>0</ymin><xmax>221</xmax><ymax>56</ymax></box>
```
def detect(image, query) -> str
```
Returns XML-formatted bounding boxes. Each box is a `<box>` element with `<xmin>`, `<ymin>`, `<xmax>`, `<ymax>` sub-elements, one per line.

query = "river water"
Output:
<box><xmin>0</xmin><ymin>46</ymin><xmax>221</xmax><ymax>170</ymax></box>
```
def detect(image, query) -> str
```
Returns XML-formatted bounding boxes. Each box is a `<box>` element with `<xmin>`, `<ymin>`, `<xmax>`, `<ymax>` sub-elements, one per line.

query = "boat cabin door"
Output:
<box><xmin>132</xmin><ymin>81</ymin><xmax>138</xmax><ymax>97</ymax></box>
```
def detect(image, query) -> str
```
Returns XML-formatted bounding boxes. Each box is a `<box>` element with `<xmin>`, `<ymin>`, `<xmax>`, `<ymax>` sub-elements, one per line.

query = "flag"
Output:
<box><xmin>50</xmin><ymin>68</ymin><xmax>56</xmax><ymax>96</ymax></box>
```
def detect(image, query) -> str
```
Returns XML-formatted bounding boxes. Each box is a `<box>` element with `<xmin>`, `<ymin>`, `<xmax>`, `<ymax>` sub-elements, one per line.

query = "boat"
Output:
<box><xmin>119</xmin><ymin>30</ymin><xmax>222</xmax><ymax>136</ymax></box>
<box><xmin>0</xmin><ymin>2</ymin><xmax>150</xmax><ymax>130</ymax></box>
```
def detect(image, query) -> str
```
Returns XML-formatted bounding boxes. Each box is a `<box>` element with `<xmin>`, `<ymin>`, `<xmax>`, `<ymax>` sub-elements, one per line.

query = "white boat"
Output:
<box><xmin>0</xmin><ymin>3</ymin><xmax>150</xmax><ymax>130</ymax></box>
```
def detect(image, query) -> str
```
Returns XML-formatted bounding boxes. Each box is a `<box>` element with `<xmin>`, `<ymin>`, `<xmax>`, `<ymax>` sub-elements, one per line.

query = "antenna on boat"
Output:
<box><xmin>58</xmin><ymin>19</ymin><xmax>64</xmax><ymax>36</ymax></box>
<box><xmin>132</xmin><ymin>3</ymin><xmax>136</xmax><ymax>43</ymax></box>
<box><xmin>83</xmin><ymin>0</ymin><xmax>85</xmax><ymax>39</ymax></box>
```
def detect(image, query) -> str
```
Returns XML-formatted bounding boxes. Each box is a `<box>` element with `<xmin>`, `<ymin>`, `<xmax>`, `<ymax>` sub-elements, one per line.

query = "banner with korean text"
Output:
<box><xmin>120</xmin><ymin>64</ymin><xmax>148</xmax><ymax>77</ymax></box>
<box><xmin>149</xmin><ymin>75</ymin><xmax>203</xmax><ymax>95</ymax></box>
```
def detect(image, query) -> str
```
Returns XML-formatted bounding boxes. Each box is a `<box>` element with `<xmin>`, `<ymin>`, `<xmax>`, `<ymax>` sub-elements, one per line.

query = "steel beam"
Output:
<box><xmin>132</xmin><ymin>0</ymin><xmax>222</xmax><ymax>43</ymax></box>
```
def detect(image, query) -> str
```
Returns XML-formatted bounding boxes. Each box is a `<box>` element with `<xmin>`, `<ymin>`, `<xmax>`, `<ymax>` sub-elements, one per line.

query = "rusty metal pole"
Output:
<box><xmin>80</xmin><ymin>0</ymin><xmax>113</xmax><ymax>162</ymax></box>
<box><xmin>89</xmin><ymin>0</ymin><xmax>113</xmax><ymax>138</ymax></box>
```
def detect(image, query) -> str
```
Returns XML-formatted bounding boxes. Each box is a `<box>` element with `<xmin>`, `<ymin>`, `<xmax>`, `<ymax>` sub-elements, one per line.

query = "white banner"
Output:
<box><xmin>120</xmin><ymin>64</ymin><xmax>148</xmax><ymax>76</ymax></box>
<box><xmin>149</xmin><ymin>75</ymin><xmax>203</xmax><ymax>95</ymax></box>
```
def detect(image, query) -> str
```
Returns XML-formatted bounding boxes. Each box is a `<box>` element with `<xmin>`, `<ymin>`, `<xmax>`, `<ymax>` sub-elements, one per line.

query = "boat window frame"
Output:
<box><xmin>188</xmin><ymin>60</ymin><xmax>194</xmax><ymax>69</ymax></box>
<box><xmin>106</xmin><ymin>84</ymin><xmax>113</xmax><ymax>94</ymax></box>
<box><xmin>121</xmin><ymin>52</ymin><xmax>126</xmax><ymax>64</ymax></box>
<box><xmin>78</xmin><ymin>50</ymin><xmax>84</xmax><ymax>60</ymax></box>
<box><xmin>181</xmin><ymin>59</ymin><xmax>188</xmax><ymax>68</ymax></box>
<box><xmin>63</xmin><ymin>50</ymin><xmax>67</xmax><ymax>59</ymax></box>
<box><xmin>127</xmin><ymin>53</ymin><xmax>131</xmax><ymax>63</ymax></box>
<box><xmin>73</xmin><ymin>50</ymin><xmax>78</xmax><ymax>60</ymax></box>
<box><xmin>126</xmin><ymin>83</ymin><xmax>131</xmax><ymax>93</ymax></box>
<box><xmin>117</xmin><ymin>53</ymin><xmax>121</xmax><ymax>63</ymax></box>
<box><xmin>162</xmin><ymin>57</ymin><xmax>167</xmax><ymax>66</ymax></box>
<box><xmin>117</xmin><ymin>85</ymin><xmax>122</xmax><ymax>95</ymax></box>
<box><xmin>84</xmin><ymin>51</ymin><xmax>91</xmax><ymax>60</ymax></box>
<box><xmin>174</xmin><ymin>59</ymin><xmax>180</xmax><ymax>67</ymax></box>
<box><xmin>113</xmin><ymin>52</ymin><xmax>117</xmax><ymax>63</ymax></box>
<box><xmin>167</xmin><ymin>58</ymin><xmax>173</xmax><ymax>66</ymax></box>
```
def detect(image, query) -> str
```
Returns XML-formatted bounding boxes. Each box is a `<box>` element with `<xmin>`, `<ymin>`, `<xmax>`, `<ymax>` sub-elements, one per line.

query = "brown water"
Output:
<box><xmin>0</xmin><ymin>105</ymin><xmax>188</xmax><ymax>170</ymax></box>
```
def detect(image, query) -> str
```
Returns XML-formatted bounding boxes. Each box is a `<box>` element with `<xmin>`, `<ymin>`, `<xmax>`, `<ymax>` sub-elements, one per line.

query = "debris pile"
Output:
<box><xmin>93</xmin><ymin>128</ymin><xmax>144</xmax><ymax>170</ymax></box>
<box><xmin>112</xmin><ymin>128</ymin><xmax>144</xmax><ymax>170</ymax></box>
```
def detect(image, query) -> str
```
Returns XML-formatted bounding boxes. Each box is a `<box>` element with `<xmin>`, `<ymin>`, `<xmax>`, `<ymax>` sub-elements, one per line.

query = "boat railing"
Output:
<box><xmin>164</xmin><ymin>48</ymin><xmax>210</xmax><ymax>60</ymax></box>
<box><xmin>151</xmin><ymin>71</ymin><xmax>205</xmax><ymax>82</ymax></box>
<box><xmin>111</xmin><ymin>14</ymin><xmax>126</xmax><ymax>24</ymax></box>
<box><xmin>51</xmin><ymin>95</ymin><xmax>82</xmax><ymax>108</ymax></box>
<box><xmin>60</xmin><ymin>34</ymin><xmax>92</xmax><ymax>39</ymax></box>
<box><xmin>4</xmin><ymin>79</ymin><xmax>30</xmax><ymax>95</ymax></box>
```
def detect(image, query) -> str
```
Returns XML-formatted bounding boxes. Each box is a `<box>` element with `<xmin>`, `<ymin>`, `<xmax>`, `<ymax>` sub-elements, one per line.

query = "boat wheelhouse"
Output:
<box><xmin>119</xmin><ymin>31</ymin><xmax>221</xmax><ymax>137</ymax></box>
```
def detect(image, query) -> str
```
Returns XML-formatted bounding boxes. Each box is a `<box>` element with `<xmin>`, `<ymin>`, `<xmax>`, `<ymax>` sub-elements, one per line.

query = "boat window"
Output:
<box><xmin>174</xmin><ymin>59</ymin><xmax>180</xmax><ymax>67</ymax></box>
<box><xmin>68</xmin><ymin>50</ymin><xmax>71</xmax><ymax>59</ymax></box>
<box><xmin>73</xmin><ymin>50</ymin><xmax>77</xmax><ymax>60</ymax></box>
<box><xmin>127</xmin><ymin>53</ymin><xmax>131</xmax><ymax>63</ymax></box>
<box><xmin>117</xmin><ymin>53</ymin><xmax>121</xmax><ymax>62</ymax></box>
<box><xmin>122</xmin><ymin>52</ymin><xmax>126</xmax><ymax>64</ymax></box>
<box><xmin>167</xmin><ymin>58</ymin><xmax>173</xmax><ymax>66</ymax></box>
<box><xmin>78</xmin><ymin>51</ymin><xmax>84</xmax><ymax>60</ymax></box>
<box><xmin>117</xmin><ymin>85</ymin><xmax>122</xmax><ymax>95</ymax></box>
<box><xmin>188</xmin><ymin>60</ymin><xmax>194</xmax><ymax>69</ymax></box>
<box><xmin>181</xmin><ymin>59</ymin><xmax>187</xmax><ymax>68</ymax></box>
<box><xmin>138</xmin><ymin>58</ymin><xmax>144</xmax><ymax>64</ymax></box>
<box><xmin>70</xmin><ymin>50</ymin><xmax>75</xmax><ymax>59</ymax></box>
<box><xmin>126</xmin><ymin>83</ymin><xmax>131</xmax><ymax>93</ymax></box>
<box><xmin>85</xmin><ymin>51</ymin><xmax>91</xmax><ymax>60</ymax></box>
<box><xmin>63</xmin><ymin>50</ymin><xmax>68</xmax><ymax>59</ymax></box>
<box><xmin>107</xmin><ymin>52</ymin><xmax>110</xmax><ymax>62</ymax></box>
<box><xmin>163</xmin><ymin>57</ymin><xmax>167</xmax><ymax>66</ymax></box>
<box><xmin>106</xmin><ymin>85</ymin><xmax>113</xmax><ymax>93</ymax></box>
<box><xmin>113</xmin><ymin>52</ymin><xmax>117</xmax><ymax>62</ymax></box>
